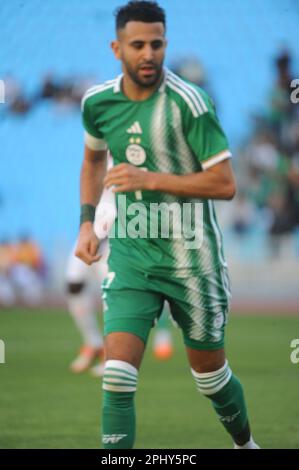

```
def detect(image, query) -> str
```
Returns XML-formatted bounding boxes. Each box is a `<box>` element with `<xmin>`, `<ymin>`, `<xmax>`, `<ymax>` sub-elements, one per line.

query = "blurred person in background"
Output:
<box><xmin>237</xmin><ymin>48</ymin><xmax>299</xmax><ymax>258</ymax></box>
<box><xmin>39</xmin><ymin>72</ymin><xmax>62</xmax><ymax>101</ymax></box>
<box><xmin>37</xmin><ymin>72</ymin><xmax>96</xmax><ymax>109</ymax></box>
<box><xmin>10</xmin><ymin>234</ymin><xmax>46</xmax><ymax>305</ymax></box>
<box><xmin>230</xmin><ymin>191</ymin><xmax>255</xmax><ymax>238</ymax></box>
<box><xmin>0</xmin><ymin>238</ymin><xmax>16</xmax><ymax>306</ymax></box>
<box><xmin>268</xmin><ymin>50</ymin><xmax>294</xmax><ymax>144</ymax></box>
<box><xmin>66</xmin><ymin>183</ymin><xmax>116</xmax><ymax>377</ymax></box>
<box><xmin>4</xmin><ymin>74</ymin><xmax>31</xmax><ymax>116</ymax></box>
<box><xmin>171</xmin><ymin>56</ymin><xmax>207</xmax><ymax>87</ymax></box>
<box><xmin>67</xmin><ymin>163</ymin><xmax>174</xmax><ymax>377</ymax></box>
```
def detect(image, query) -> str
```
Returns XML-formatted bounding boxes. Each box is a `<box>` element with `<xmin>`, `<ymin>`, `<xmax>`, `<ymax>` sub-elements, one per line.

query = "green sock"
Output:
<box><xmin>209</xmin><ymin>374</ymin><xmax>249</xmax><ymax>440</ymax></box>
<box><xmin>102</xmin><ymin>390</ymin><xmax>135</xmax><ymax>449</ymax></box>
<box><xmin>192</xmin><ymin>362</ymin><xmax>250</xmax><ymax>443</ymax></box>
<box><xmin>101</xmin><ymin>360</ymin><xmax>138</xmax><ymax>449</ymax></box>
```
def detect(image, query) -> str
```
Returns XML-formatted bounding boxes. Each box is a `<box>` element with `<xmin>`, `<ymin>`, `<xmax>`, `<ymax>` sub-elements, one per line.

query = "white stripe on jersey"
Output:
<box><xmin>166</xmin><ymin>80</ymin><xmax>201</xmax><ymax>118</ymax></box>
<box><xmin>201</xmin><ymin>150</ymin><xmax>232</xmax><ymax>170</ymax></box>
<box><xmin>84</xmin><ymin>79</ymin><xmax>116</xmax><ymax>96</ymax></box>
<box><xmin>81</xmin><ymin>80</ymin><xmax>116</xmax><ymax>110</ymax></box>
<box><xmin>114</xmin><ymin>74</ymin><xmax>123</xmax><ymax>93</ymax></box>
<box><xmin>167</xmin><ymin>75</ymin><xmax>203</xmax><ymax>116</ymax></box>
<box><xmin>82</xmin><ymin>82</ymin><xmax>116</xmax><ymax>108</ymax></box>
<box><xmin>167</xmin><ymin>70</ymin><xmax>208</xmax><ymax>115</ymax></box>
<box><xmin>167</xmin><ymin>70</ymin><xmax>208</xmax><ymax>113</ymax></box>
<box><xmin>170</xmin><ymin>100</ymin><xmax>196</xmax><ymax>171</ymax></box>
<box><xmin>83</xmin><ymin>80</ymin><xmax>116</xmax><ymax>99</ymax></box>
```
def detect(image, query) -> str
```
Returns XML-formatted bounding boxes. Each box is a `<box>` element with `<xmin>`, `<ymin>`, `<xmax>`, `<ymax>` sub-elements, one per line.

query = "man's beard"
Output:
<box><xmin>125</xmin><ymin>60</ymin><xmax>164</xmax><ymax>88</ymax></box>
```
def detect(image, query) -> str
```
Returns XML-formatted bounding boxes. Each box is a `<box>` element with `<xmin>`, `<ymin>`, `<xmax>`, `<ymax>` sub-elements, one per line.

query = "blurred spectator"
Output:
<box><xmin>37</xmin><ymin>72</ymin><xmax>96</xmax><ymax>109</ymax></box>
<box><xmin>231</xmin><ymin>191</ymin><xmax>255</xmax><ymax>237</ymax></box>
<box><xmin>0</xmin><ymin>235</ymin><xmax>47</xmax><ymax>306</ymax></box>
<box><xmin>0</xmin><ymin>239</ymin><xmax>16</xmax><ymax>306</ymax></box>
<box><xmin>4</xmin><ymin>74</ymin><xmax>31</xmax><ymax>116</ymax></box>
<box><xmin>39</xmin><ymin>72</ymin><xmax>62</xmax><ymax>100</ymax></box>
<box><xmin>2</xmin><ymin>72</ymin><xmax>97</xmax><ymax>118</ymax></box>
<box><xmin>268</xmin><ymin>50</ymin><xmax>294</xmax><ymax>137</ymax></box>
<box><xmin>246</xmin><ymin>130</ymin><xmax>280</xmax><ymax>175</ymax></box>
<box><xmin>70</xmin><ymin>75</ymin><xmax>97</xmax><ymax>105</ymax></box>
<box><xmin>3</xmin><ymin>74</ymin><xmax>22</xmax><ymax>104</ymax></box>
<box><xmin>236</xmin><ymin>48</ymin><xmax>299</xmax><ymax>258</ymax></box>
<box><xmin>13</xmin><ymin>234</ymin><xmax>45</xmax><ymax>273</ymax></box>
<box><xmin>171</xmin><ymin>56</ymin><xmax>207</xmax><ymax>87</ymax></box>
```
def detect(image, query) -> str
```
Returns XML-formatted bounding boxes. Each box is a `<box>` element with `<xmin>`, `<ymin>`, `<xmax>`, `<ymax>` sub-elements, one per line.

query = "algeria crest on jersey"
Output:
<box><xmin>126</xmin><ymin>144</ymin><xmax>146</xmax><ymax>166</ymax></box>
<box><xmin>213</xmin><ymin>311</ymin><xmax>224</xmax><ymax>329</ymax></box>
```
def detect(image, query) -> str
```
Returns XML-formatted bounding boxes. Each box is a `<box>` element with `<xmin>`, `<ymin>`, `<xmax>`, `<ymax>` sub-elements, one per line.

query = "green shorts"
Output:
<box><xmin>101</xmin><ymin>263</ymin><xmax>231</xmax><ymax>351</ymax></box>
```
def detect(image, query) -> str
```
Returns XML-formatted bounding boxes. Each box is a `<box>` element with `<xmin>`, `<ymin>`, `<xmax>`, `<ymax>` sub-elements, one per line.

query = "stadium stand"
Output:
<box><xmin>0</xmin><ymin>0</ymin><xmax>298</xmax><ymax>306</ymax></box>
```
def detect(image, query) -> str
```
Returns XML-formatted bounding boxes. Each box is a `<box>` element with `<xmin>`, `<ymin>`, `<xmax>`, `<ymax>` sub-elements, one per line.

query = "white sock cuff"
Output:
<box><xmin>103</xmin><ymin>360</ymin><xmax>138</xmax><ymax>392</ymax></box>
<box><xmin>191</xmin><ymin>360</ymin><xmax>232</xmax><ymax>396</ymax></box>
<box><xmin>104</xmin><ymin>360</ymin><xmax>138</xmax><ymax>376</ymax></box>
<box><xmin>191</xmin><ymin>360</ymin><xmax>228</xmax><ymax>379</ymax></box>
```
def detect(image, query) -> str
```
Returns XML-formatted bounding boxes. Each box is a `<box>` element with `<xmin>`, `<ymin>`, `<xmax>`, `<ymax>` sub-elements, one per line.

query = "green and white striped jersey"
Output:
<box><xmin>81</xmin><ymin>69</ymin><xmax>232</xmax><ymax>276</ymax></box>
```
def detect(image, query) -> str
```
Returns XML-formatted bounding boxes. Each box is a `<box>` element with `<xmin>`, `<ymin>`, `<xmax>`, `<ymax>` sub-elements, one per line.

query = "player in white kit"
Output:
<box><xmin>66</xmin><ymin>158</ymin><xmax>173</xmax><ymax>376</ymax></box>
<box><xmin>66</xmin><ymin>170</ymin><xmax>117</xmax><ymax>376</ymax></box>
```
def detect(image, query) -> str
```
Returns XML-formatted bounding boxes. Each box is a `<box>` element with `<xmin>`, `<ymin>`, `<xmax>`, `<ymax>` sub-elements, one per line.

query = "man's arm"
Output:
<box><xmin>75</xmin><ymin>145</ymin><xmax>107</xmax><ymax>265</ymax></box>
<box><xmin>80</xmin><ymin>145</ymin><xmax>107</xmax><ymax>206</ymax></box>
<box><xmin>104</xmin><ymin>158</ymin><xmax>236</xmax><ymax>200</ymax></box>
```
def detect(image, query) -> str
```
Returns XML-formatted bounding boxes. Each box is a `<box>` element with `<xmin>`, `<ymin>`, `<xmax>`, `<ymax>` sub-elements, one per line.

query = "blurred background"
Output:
<box><xmin>1</xmin><ymin>0</ymin><xmax>299</xmax><ymax>311</ymax></box>
<box><xmin>0</xmin><ymin>0</ymin><xmax>299</xmax><ymax>450</ymax></box>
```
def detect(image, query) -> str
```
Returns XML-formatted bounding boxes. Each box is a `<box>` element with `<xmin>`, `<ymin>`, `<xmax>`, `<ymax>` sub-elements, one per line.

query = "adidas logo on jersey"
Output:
<box><xmin>102</xmin><ymin>434</ymin><xmax>127</xmax><ymax>444</ymax></box>
<box><xmin>127</xmin><ymin>122</ymin><xmax>142</xmax><ymax>134</ymax></box>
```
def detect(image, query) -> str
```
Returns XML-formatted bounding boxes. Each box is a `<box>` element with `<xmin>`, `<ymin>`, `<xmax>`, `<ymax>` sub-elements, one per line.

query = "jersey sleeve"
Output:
<box><xmin>183</xmin><ymin>94</ymin><xmax>232</xmax><ymax>170</ymax></box>
<box><xmin>81</xmin><ymin>94</ymin><xmax>108</xmax><ymax>151</ymax></box>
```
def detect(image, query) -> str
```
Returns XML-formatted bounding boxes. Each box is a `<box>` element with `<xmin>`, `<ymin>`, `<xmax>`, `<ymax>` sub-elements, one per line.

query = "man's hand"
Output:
<box><xmin>75</xmin><ymin>222</ymin><xmax>101</xmax><ymax>265</ymax></box>
<box><xmin>104</xmin><ymin>163</ymin><xmax>152</xmax><ymax>192</ymax></box>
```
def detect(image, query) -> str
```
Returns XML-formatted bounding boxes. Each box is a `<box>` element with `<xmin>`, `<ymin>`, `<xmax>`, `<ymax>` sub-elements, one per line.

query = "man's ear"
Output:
<box><xmin>111</xmin><ymin>40</ymin><xmax>121</xmax><ymax>60</ymax></box>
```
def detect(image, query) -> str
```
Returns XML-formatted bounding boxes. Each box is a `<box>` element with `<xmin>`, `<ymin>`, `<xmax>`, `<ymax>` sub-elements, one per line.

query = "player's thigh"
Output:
<box><xmin>102</xmin><ymin>268</ymin><xmax>164</xmax><ymax>347</ymax></box>
<box><xmin>105</xmin><ymin>332</ymin><xmax>145</xmax><ymax>369</ymax></box>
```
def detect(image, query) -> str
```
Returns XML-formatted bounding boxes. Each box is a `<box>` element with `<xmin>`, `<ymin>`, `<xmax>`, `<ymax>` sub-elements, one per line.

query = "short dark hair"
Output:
<box><xmin>115</xmin><ymin>1</ymin><xmax>166</xmax><ymax>31</ymax></box>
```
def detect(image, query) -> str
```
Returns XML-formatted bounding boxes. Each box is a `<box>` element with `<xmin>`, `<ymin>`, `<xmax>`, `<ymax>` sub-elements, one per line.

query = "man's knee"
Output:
<box><xmin>186</xmin><ymin>347</ymin><xmax>226</xmax><ymax>373</ymax></box>
<box><xmin>66</xmin><ymin>281</ymin><xmax>85</xmax><ymax>295</ymax></box>
<box><xmin>186</xmin><ymin>347</ymin><xmax>231</xmax><ymax>397</ymax></box>
<box><xmin>105</xmin><ymin>332</ymin><xmax>145</xmax><ymax>370</ymax></box>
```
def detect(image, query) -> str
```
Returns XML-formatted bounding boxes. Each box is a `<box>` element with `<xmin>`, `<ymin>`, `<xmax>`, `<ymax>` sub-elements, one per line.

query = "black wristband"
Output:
<box><xmin>80</xmin><ymin>204</ymin><xmax>96</xmax><ymax>225</ymax></box>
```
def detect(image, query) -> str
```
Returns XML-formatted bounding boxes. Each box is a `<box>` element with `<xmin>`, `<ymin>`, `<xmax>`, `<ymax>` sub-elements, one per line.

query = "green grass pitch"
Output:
<box><xmin>0</xmin><ymin>309</ymin><xmax>298</xmax><ymax>449</ymax></box>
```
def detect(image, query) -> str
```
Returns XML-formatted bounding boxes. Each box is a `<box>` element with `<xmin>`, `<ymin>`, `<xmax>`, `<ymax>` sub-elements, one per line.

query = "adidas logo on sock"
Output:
<box><xmin>127</xmin><ymin>121</ymin><xmax>142</xmax><ymax>134</ymax></box>
<box><xmin>218</xmin><ymin>411</ymin><xmax>241</xmax><ymax>423</ymax></box>
<box><xmin>102</xmin><ymin>434</ymin><xmax>127</xmax><ymax>444</ymax></box>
